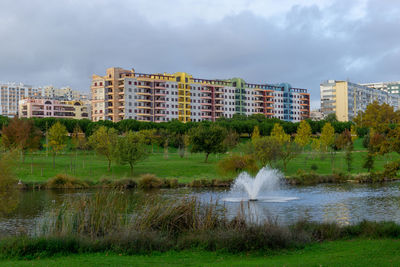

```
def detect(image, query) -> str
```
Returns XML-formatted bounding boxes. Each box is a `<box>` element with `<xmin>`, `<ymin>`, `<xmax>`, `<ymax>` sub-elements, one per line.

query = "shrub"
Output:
<box><xmin>162</xmin><ymin>179</ymin><xmax>179</xmax><ymax>188</ymax></box>
<box><xmin>189</xmin><ymin>179</ymin><xmax>212</xmax><ymax>188</ymax></box>
<box><xmin>217</xmin><ymin>154</ymin><xmax>259</xmax><ymax>176</ymax></box>
<box><xmin>46</xmin><ymin>174</ymin><xmax>88</xmax><ymax>189</ymax></box>
<box><xmin>137</xmin><ymin>174</ymin><xmax>163</xmax><ymax>189</ymax></box>
<box><xmin>310</xmin><ymin>163</ymin><xmax>318</xmax><ymax>171</ymax></box>
<box><xmin>111</xmin><ymin>179</ymin><xmax>137</xmax><ymax>189</ymax></box>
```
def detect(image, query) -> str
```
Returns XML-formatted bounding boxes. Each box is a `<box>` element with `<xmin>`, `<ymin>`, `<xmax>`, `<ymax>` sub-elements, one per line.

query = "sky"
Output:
<box><xmin>0</xmin><ymin>0</ymin><xmax>399</xmax><ymax>109</ymax></box>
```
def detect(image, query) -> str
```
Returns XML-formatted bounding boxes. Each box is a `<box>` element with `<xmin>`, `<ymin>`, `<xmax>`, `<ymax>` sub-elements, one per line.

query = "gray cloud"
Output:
<box><xmin>0</xmin><ymin>0</ymin><xmax>399</xmax><ymax>109</ymax></box>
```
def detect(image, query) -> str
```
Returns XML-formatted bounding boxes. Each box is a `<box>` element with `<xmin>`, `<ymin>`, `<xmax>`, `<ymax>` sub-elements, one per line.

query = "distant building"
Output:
<box><xmin>91</xmin><ymin>67</ymin><xmax>310</xmax><ymax>123</ymax></box>
<box><xmin>42</xmin><ymin>86</ymin><xmax>88</xmax><ymax>101</ymax></box>
<box><xmin>361</xmin><ymin>81</ymin><xmax>400</xmax><ymax>96</ymax></box>
<box><xmin>310</xmin><ymin>109</ymin><xmax>324</xmax><ymax>121</ymax></box>
<box><xmin>0</xmin><ymin>82</ymin><xmax>42</xmax><ymax>117</ymax></box>
<box><xmin>320</xmin><ymin>80</ymin><xmax>400</xmax><ymax>122</ymax></box>
<box><xmin>19</xmin><ymin>98</ymin><xmax>90</xmax><ymax>120</ymax></box>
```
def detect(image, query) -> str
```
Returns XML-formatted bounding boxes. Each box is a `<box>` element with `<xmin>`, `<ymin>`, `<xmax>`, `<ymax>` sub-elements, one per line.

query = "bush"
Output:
<box><xmin>46</xmin><ymin>174</ymin><xmax>88</xmax><ymax>189</ymax></box>
<box><xmin>189</xmin><ymin>179</ymin><xmax>212</xmax><ymax>188</ymax></box>
<box><xmin>111</xmin><ymin>179</ymin><xmax>137</xmax><ymax>189</ymax></box>
<box><xmin>217</xmin><ymin>154</ymin><xmax>259</xmax><ymax>176</ymax></box>
<box><xmin>137</xmin><ymin>174</ymin><xmax>163</xmax><ymax>189</ymax></box>
<box><xmin>162</xmin><ymin>179</ymin><xmax>179</xmax><ymax>188</ymax></box>
<box><xmin>310</xmin><ymin>163</ymin><xmax>318</xmax><ymax>171</ymax></box>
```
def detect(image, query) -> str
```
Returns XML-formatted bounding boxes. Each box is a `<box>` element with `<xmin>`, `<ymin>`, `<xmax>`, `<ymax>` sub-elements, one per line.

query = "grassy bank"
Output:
<box><xmin>1</xmin><ymin>239</ymin><xmax>400</xmax><ymax>267</ymax></box>
<box><xmin>2</xmin><ymin>192</ymin><xmax>400</xmax><ymax>261</ymax></box>
<box><xmin>15</xmin><ymin>145</ymin><xmax>400</xmax><ymax>185</ymax></box>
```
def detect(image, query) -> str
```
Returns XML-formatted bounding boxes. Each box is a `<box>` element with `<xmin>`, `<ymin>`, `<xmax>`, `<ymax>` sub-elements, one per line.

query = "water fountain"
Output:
<box><xmin>223</xmin><ymin>167</ymin><xmax>298</xmax><ymax>203</ymax></box>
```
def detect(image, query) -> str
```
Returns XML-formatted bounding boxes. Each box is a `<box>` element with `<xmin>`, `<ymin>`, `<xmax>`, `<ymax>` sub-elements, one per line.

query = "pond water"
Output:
<box><xmin>1</xmin><ymin>182</ymin><xmax>400</xmax><ymax>236</ymax></box>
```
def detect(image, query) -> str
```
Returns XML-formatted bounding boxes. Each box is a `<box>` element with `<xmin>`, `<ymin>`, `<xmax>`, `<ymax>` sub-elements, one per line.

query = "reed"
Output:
<box><xmin>3</xmin><ymin>192</ymin><xmax>400</xmax><ymax>259</ymax></box>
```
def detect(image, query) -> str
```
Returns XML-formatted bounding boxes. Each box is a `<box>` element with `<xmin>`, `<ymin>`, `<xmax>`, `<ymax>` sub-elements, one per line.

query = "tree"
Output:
<box><xmin>335</xmin><ymin>129</ymin><xmax>354</xmax><ymax>172</ymax></box>
<box><xmin>354</xmin><ymin>101</ymin><xmax>398</xmax><ymax>133</ymax></box>
<box><xmin>270</xmin><ymin>123</ymin><xmax>290</xmax><ymax>145</ymax></box>
<box><xmin>311</xmin><ymin>138</ymin><xmax>321</xmax><ymax>159</ymax></box>
<box><xmin>189</xmin><ymin>125</ymin><xmax>227</xmax><ymax>162</ymax></box>
<box><xmin>139</xmin><ymin>129</ymin><xmax>157</xmax><ymax>152</ymax></box>
<box><xmin>1</xmin><ymin>117</ymin><xmax>42</xmax><ymax>162</ymax></box>
<box><xmin>295</xmin><ymin>120</ymin><xmax>311</xmax><ymax>149</ymax></box>
<box><xmin>295</xmin><ymin>120</ymin><xmax>312</xmax><ymax>165</ymax></box>
<box><xmin>47</xmin><ymin>122</ymin><xmax>68</xmax><ymax>168</ymax></box>
<box><xmin>223</xmin><ymin>129</ymin><xmax>240</xmax><ymax>151</ymax></box>
<box><xmin>115</xmin><ymin>131</ymin><xmax>148</xmax><ymax>175</ymax></box>
<box><xmin>363</xmin><ymin>153</ymin><xmax>374</xmax><ymax>172</ymax></box>
<box><xmin>280</xmin><ymin>141</ymin><xmax>300</xmax><ymax>172</ymax></box>
<box><xmin>218</xmin><ymin>154</ymin><xmax>258</xmax><ymax>176</ymax></box>
<box><xmin>251</xmin><ymin>125</ymin><xmax>260</xmax><ymax>143</ymax></box>
<box><xmin>320</xmin><ymin>122</ymin><xmax>336</xmax><ymax>169</ymax></box>
<box><xmin>252</xmin><ymin>136</ymin><xmax>281</xmax><ymax>167</ymax></box>
<box><xmin>156</xmin><ymin>129</ymin><xmax>172</xmax><ymax>159</ymax></box>
<box><xmin>71</xmin><ymin>124</ymin><xmax>87</xmax><ymax>151</ymax></box>
<box><xmin>325</xmin><ymin>113</ymin><xmax>338</xmax><ymax>123</ymax></box>
<box><xmin>88</xmin><ymin>126</ymin><xmax>118</xmax><ymax>171</ymax></box>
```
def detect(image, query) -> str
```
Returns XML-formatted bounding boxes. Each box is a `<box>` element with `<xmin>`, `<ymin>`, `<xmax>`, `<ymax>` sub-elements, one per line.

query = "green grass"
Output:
<box><xmin>16</xmin><ymin>137</ymin><xmax>398</xmax><ymax>183</ymax></box>
<box><xmin>1</xmin><ymin>239</ymin><xmax>400</xmax><ymax>266</ymax></box>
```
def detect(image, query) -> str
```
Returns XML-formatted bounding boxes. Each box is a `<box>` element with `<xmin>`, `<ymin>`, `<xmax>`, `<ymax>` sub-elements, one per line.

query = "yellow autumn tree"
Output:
<box><xmin>295</xmin><ymin>120</ymin><xmax>311</xmax><ymax>149</ymax></box>
<box><xmin>251</xmin><ymin>125</ymin><xmax>260</xmax><ymax>143</ymax></box>
<box><xmin>270</xmin><ymin>123</ymin><xmax>290</xmax><ymax>145</ymax></box>
<box><xmin>320</xmin><ymin>122</ymin><xmax>336</xmax><ymax>169</ymax></box>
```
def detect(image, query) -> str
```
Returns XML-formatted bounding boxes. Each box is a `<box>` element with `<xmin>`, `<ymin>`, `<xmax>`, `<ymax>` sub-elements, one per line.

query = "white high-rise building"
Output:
<box><xmin>0</xmin><ymin>82</ymin><xmax>42</xmax><ymax>117</ymax></box>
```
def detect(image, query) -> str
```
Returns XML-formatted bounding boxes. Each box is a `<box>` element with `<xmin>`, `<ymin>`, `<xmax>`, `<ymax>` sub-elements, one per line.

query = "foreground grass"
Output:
<box><xmin>1</xmin><ymin>239</ymin><xmax>399</xmax><ymax>267</ymax></box>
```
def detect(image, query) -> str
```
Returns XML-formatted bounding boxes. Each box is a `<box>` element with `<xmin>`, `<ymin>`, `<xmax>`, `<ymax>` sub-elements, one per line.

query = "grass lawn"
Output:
<box><xmin>16</xmin><ymin>137</ymin><xmax>398</xmax><ymax>183</ymax></box>
<box><xmin>1</xmin><ymin>239</ymin><xmax>400</xmax><ymax>266</ymax></box>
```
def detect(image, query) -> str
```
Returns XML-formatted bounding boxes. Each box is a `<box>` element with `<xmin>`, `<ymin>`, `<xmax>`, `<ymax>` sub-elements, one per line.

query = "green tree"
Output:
<box><xmin>71</xmin><ymin>124</ymin><xmax>87</xmax><ymax>151</ymax></box>
<box><xmin>218</xmin><ymin>154</ymin><xmax>258</xmax><ymax>176</ymax></box>
<box><xmin>280</xmin><ymin>141</ymin><xmax>300</xmax><ymax>172</ymax></box>
<box><xmin>139</xmin><ymin>129</ymin><xmax>157</xmax><ymax>152</ymax></box>
<box><xmin>363</xmin><ymin>153</ymin><xmax>375</xmax><ymax>172</ymax></box>
<box><xmin>47</xmin><ymin>122</ymin><xmax>68</xmax><ymax>168</ymax></box>
<box><xmin>252</xmin><ymin>136</ymin><xmax>281</xmax><ymax>167</ymax></box>
<box><xmin>223</xmin><ymin>129</ymin><xmax>240</xmax><ymax>151</ymax></box>
<box><xmin>156</xmin><ymin>129</ymin><xmax>172</xmax><ymax>159</ymax></box>
<box><xmin>311</xmin><ymin>138</ymin><xmax>321</xmax><ymax>159</ymax></box>
<box><xmin>335</xmin><ymin>129</ymin><xmax>354</xmax><ymax>172</ymax></box>
<box><xmin>320</xmin><ymin>122</ymin><xmax>336</xmax><ymax>169</ymax></box>
<box><xmin>270</xmin><ymin>123</ymin><xmax>290</xmax><ymax>145</ymax></box>
<box><xmin>189</xmin><ymin>125</ymin><xmax>227</xmax><ymax>162</ymax></box>
<box><xmin>115</xmin><ymin>131</ymin><xmax>148</xmax><ymax>175</ymax></box>
<box><xmin>88</xmin><ymin>126</ymin><xmax>118</xmax><ymax>171</ymax></box>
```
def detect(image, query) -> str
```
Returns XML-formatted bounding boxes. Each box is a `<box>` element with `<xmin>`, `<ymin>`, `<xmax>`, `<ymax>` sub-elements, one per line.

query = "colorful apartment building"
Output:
<box><xmin>91</xmin><ymin>67</ymin><xmax>310</xmax><ymax>123</ymax></box>
<box><xmin>0</xmin><ymin>82</ymin><xmax>42</xmax><ymax>117</ymax></box>
<box><xmin>19</xmin><ymin>98</ymin><xmax>90</xmax><ymax>120</ymax></box>
<box><xmin>320</xmin><ymin>80</ymin><xmax>400</xmax><ymax>122</ymax></box>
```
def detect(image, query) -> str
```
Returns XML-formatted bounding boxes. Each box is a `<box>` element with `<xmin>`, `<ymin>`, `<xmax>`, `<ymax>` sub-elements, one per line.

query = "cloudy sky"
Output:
<box><xmin>0</xmin><ymin>0</ymin><xmax>399</xmax><ymax>108</ymax></box>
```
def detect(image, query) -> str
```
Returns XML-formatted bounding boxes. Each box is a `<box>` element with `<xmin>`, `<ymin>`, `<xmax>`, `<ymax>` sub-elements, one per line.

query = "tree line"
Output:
<box><xmin>0</xmin><ymin>113</ymin><xmax>354</xmax><ymax>137</ymax></box>
<box><xmin>1</xmin><ymin>101</ymin><xmax>399</xmax><ymax>178</ymax></box>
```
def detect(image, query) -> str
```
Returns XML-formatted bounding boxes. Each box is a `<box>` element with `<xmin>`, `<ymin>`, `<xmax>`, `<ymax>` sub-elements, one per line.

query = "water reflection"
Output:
<box><xmin>1</xmin><ymin>182</ymin><xmax>400</xmax><ymax>236</ymax></box>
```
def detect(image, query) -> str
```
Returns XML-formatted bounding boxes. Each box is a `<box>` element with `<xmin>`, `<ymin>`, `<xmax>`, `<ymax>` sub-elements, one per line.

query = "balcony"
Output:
<box><xmin>137</xmin><ymin>92</ymin><xmax>151</xmax><ymax>96</ymax></box>
<box><xmin>137</xmin><ymin>85</ymin><xmax>151</xmax><ymax>89</ymax></box>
